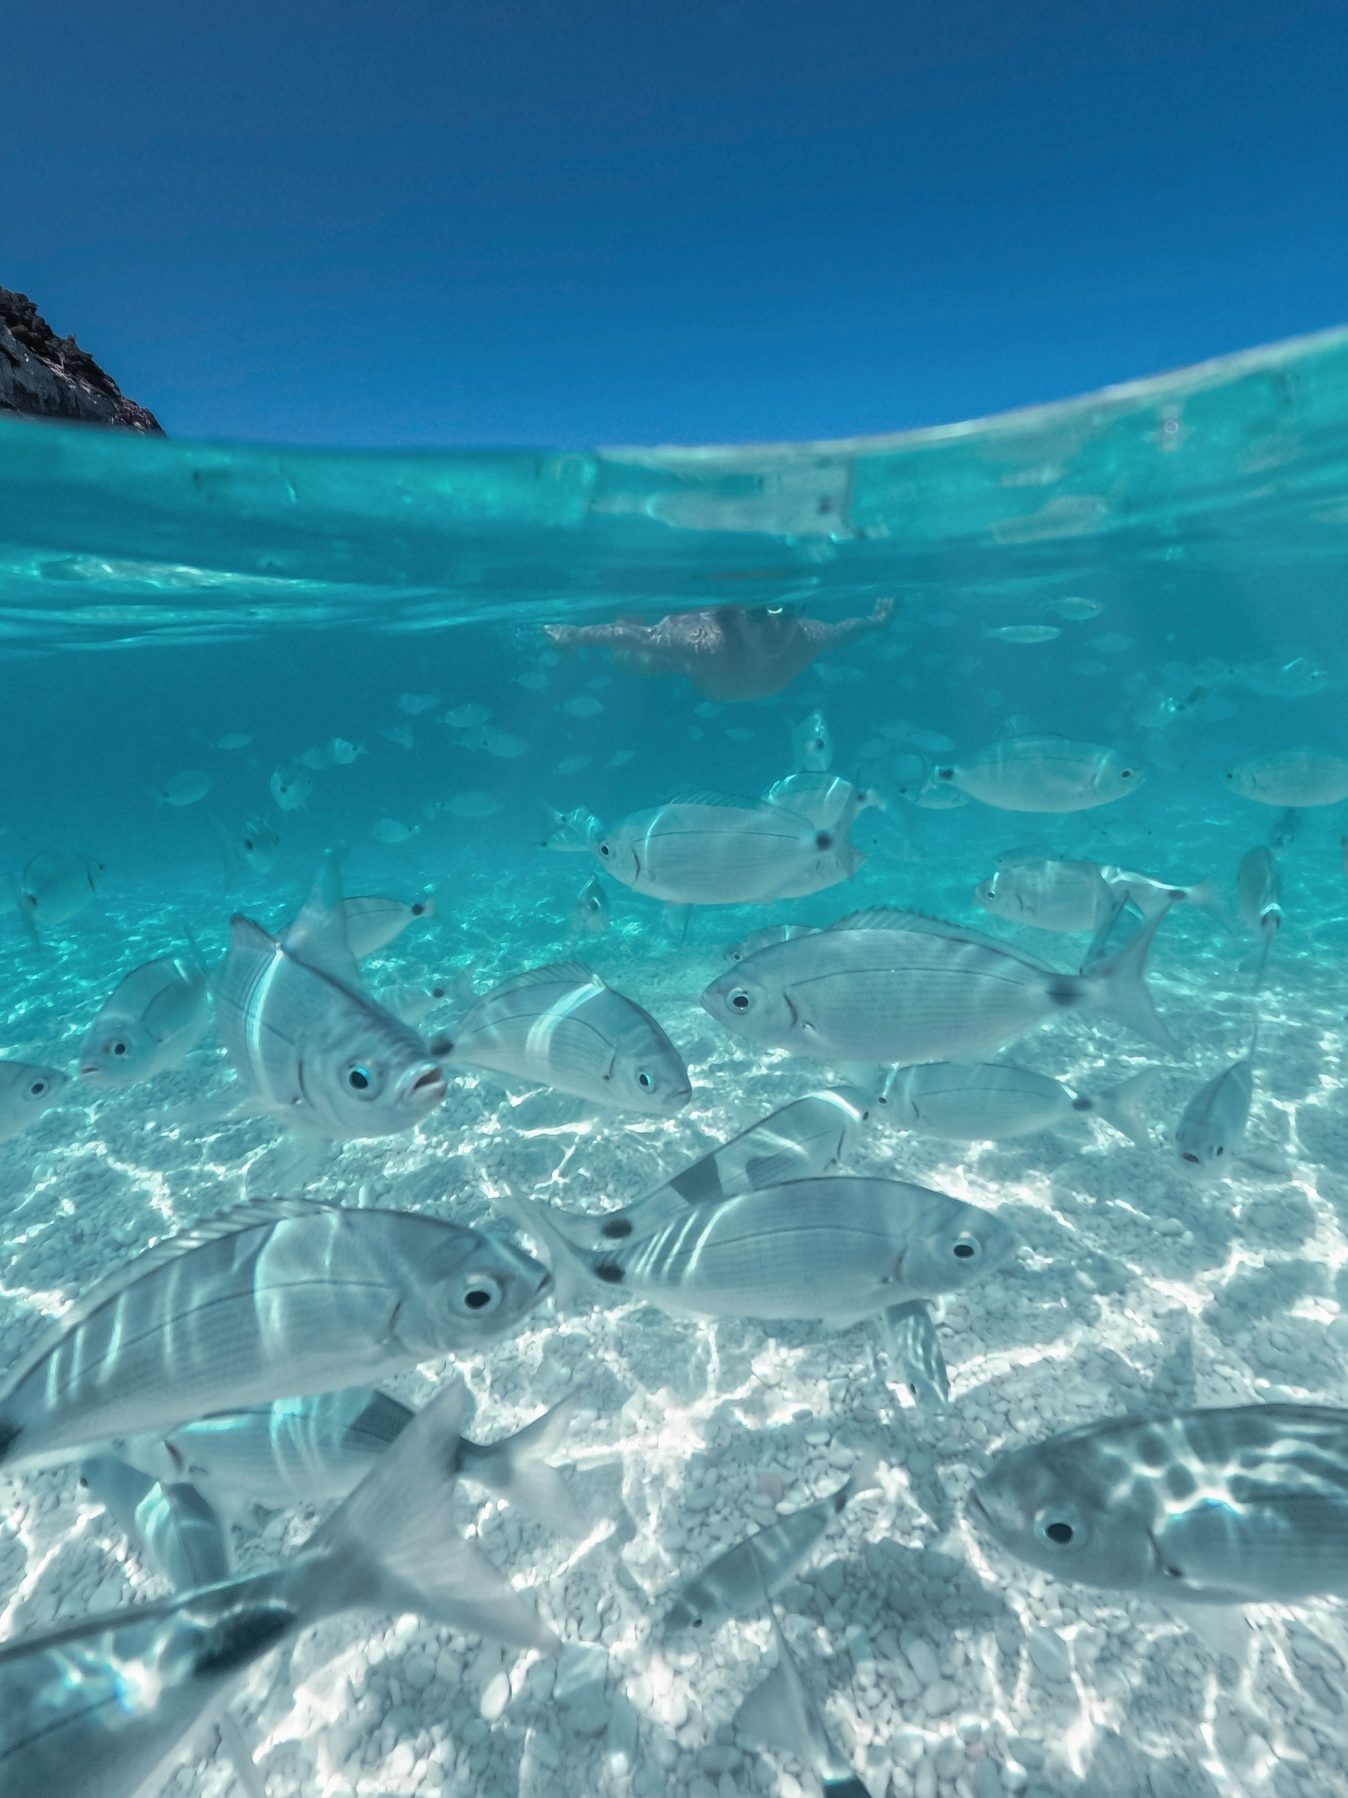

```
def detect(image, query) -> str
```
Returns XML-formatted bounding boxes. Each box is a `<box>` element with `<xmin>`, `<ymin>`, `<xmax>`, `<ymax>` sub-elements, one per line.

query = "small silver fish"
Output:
<box><xmin>560</xmin><ymin>1088</ymin><xmax>871</xmax><ymax>1249</ymax></box>
<box><xmin>1226</xmin><ymin>750</ymin><xmax>1348</xmax><ymax>807</ymax></box>
<box><xmin>372</xmin><ymin>817</ymin><xmax>418</xmax><ymax>845</ymax></box>
<box><xmin>80</xmin><ymin>955</ymin><xmax>211</xmax><ymax>1087</ymax></box>
<box><xmin>879</xmin><ymin>1062</ymin><xmax>1157</xmax><ymax>1148</ymax></box>
<box><xmin>506</xmin><ymin>1175</ymin><xmax>1015</xmax><ymax>1325</ymax></box>
<box><xmin>664</xmin><ymin>1454</ymin><xmax>878</xmax><ymax>1632</ymax></box>
<box><xmin>1235</xmin><ymin>846</ymin><xmax>1281</xmax><ymax>987</ymax></box>
<box><xmin>214</xmin><ymin>855</ymin><xmax>446</xmax><ymax>1139</ymax></box>
<box><xmin>432</xmin><ymin>961</ymin><xmax>690</xmax><ymax>1114</ymax></box>
<box><xmin>594</xmin><ymin>791</ymin><xmax>860</xmax><ymax>905</ymax></box>
<box><xmin>214</xmin><ymin>733</ymin><xmax>253</xmax><ymax>751</ymax></box>
<box><xmin>374</xmin><ymin>976</ymin><xmax>469</xmax><ymax>1027</ymax></box>
<box><xmin>975</xmin><ymin>859</ymin><xmax>1119</xmax><ymax>933</ymax></box>
<box><xmin>0</xmin><ymin>1197</ymin><xmax>550</xmax><ymax>1472</ymax></box>
<box><xmin>791</xmin><ymin>709</ymin><xmax>833</xmax><ymax>772</ymax></box>
<box><xmin>326</xmin><ymin>737</ymin><xmax>364</xmax><ymax>764</ymax></box>
<box><xmin>14</xmin><ymin>850</ymin><xmax>105</xmax><ymax>933</ymax></box>
<box><xmin>0</xmin><ymin>1061</ymin><xmax>68</xmax><ymax>1142</ymax></box>
<box><xmin>399</xmin><ymin>690</ymin><xmax>442</xmax><ymax>715</ymax></box>
<box><xmin>0</xmin><ymin>1385</ymin><xmax>555</xmax><ymax>1798</ymax></box>
<box><xmin>763</xmin><ymin>772</ymin><xmax>878</xmax><ymax>833</ymax></box>
<box><xmin>970</xmin><ymin>1402</ymin><xmax>1348</xmax><ymax>1606</ymax></box>
<box><xmin>209</xmin><ymin>813</ymin><xmax>280</xmax><ymax>878</ymax></box>
<box><xmin>112</xmin><ymin>1387</ymin><xmax>587</xmax><ymax>1537</ymax></box>
<box><xmin>269</xmin><ymin>764</ymin><xmax>312</xmax><ymax>812</ymax></box>
<box><xmin>983</xmin><ymin>625</ymin><xmax>1061</xmax><ymax>644</ymax></box>
<box><xmin>882</xmin><ymin>1300</ymin><xmax>949</xmax><ymax>1406</ymax></box>
<box><xmin>150</xmin><ymin>770</ymin><xmax>213</xmax><ymax>808</ymax></box>
<box><xmin>341</xmin><ymin>893</ymin><xmax>437</xmax><ymax>959</ymax></box>
<box><xmin>1176</xmin><ymin>1056</ymin><xmax>1254</xmax><ymax>1168</ymax></box>
<box><xmin>570</xmin><ymin>875</ymin><xmax>610</xmax><ymax>938</ymax></box>
<box><xmin>702</xmin><ymin>907</ymin><xmax>1176</xmax><ymax>1064</ymax></box>
<box><xmin>1047</xmin><ymin>596</ymin><xmax>1104</xmax><ymax>621</ymax></box>
<box><xmin>936</xmin><ymin>735</ymin><xmax>1143</xmax><ymax>812</ymax></box>
<box><xmin>539</xmin><ymin>802</ymin><xmax>604</xmax><ymax>852</ymax></box>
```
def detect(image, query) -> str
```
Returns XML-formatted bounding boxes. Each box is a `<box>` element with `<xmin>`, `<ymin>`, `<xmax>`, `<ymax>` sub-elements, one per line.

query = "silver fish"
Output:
<box><xmin>114</xmin><ymin>1387</ymin><xmax>587</xmax><ymax>1540</ymax></box>
<box><xmin>970</xmin><ymin>1402</ymin><xmax>1348</xmax><ymax>1606</ymax></box>
<box><xmin>1097</xmin><ymin>863</ymin><xmax>1216</xmax><ymax>921</ymax></box>
<box><xmin>431</xmin><ymin>961</ymin><xmax>690</xmax><ymax>1114</ymax></box>
<box><xmin>882</xmin><ymin>1301</ymin><xmax>949</xmax><ymax>1406</ymax></box>
<box><xmin>791</xmin><ymin>709</ymin><xmax>834</xmax><ymax>772</ymax></box>
<box><xmin>975</xmin><ymin>859</ymin><xmax>1119</xmax><ymax>933</ymax></box>
<box><xmin>726</xmin><ymin>923</ymin><xmax>819</xmax><ymax>963</ymax></box>
<box><xmin>214</xmin><ymin>854</ymin><xmax>446</xmax><ymax>1139</ymax></box>
<box><xmin>1176</xmin><ymin>1057</ymin><xmax>1254</xmax><ymax>1167</ymax></box>
<box><xmin>506</xmin><ymin>1175</ymin><xmax>1015</xmax><ymax>1324</ymax></box>
<box><xmin>935</xmin><ymin>735</ymin><xmax>1143</xmax><ymax>812</ymax></box>
<box><xmin>1236</xmin><ymin>846</ymin><xmax>1281</xmax><ymax>988</ymax></box>
<box><xmin>150</xmin><ymin>770</ymin><xmax>212</xmax><ymax>808</ymax></box>
<box><xmin>559</xmin><ymin>1088</ymin><xmax>871</xmax><ymax>1250</ymax></box>
<box><xmin>0</xmin><ymin>1385</ymin><xmax>555</xmax><ymax>1798</ymax></box>
<box><xmin>78</xmin><ymin>1459</ymin><xmax>266</xmax><ymax>1798</ymax></box>
<box><xmin>735</xmin><ymin>1591</ymin><xmax>874</xmax><ymax>1797</ymax></box>
<box><xmin>373</xmin><ymin>975</ymin><xmax>469</xmax><ymax>1027</ymax></box>
<box><xmin>570</xmin><ymin>874</ymin><xmax>610</xmax><ymax>938</ymax></box>
<box><xmin>269</xmin><ymin>763</ymin><xmax>312</xmax><ymax>812</ymax></box>
<box><xmin>879</xmin><ymin>1062</ymin><xmax>1157</xmax><ymax>1148</ymax></box>
<box><xmin>1226</xmin><ymin>750</ymin><xmax>1348</xmax><ymax>807</ymax></box>
<box><xmin>0</xmin><ymin>1196</ymin><xmax>550</xmax><ymax>1472</ymax></box>
<box><xmin>14</xmin><ymin>850</ymin><xmax>104</xmax><ymax>933</ymax></box>
<box><xmin>341</xmin><ymin>892</ymin><xmax>437</xmax><ymax>958</ymax></box>
<box><xmin>80</xmin><ymin>955</ymin><xmax>211</xmax><ymax>1086</ymax></box>
<box><xmin>539</xmin><ymin>801</ymin><xmax>604</xmax><ymax>852</ymax></box>
<box><xmin>593</xmin><ymin>791</ymin><xmax>861</xmax><ymax>905</ymax></box>
<box><xmin>665</xmin><ymin>1454</ymin><xmax>878</xmax><ymax>1632</ymax></box>
<box><xmin>209</xmin><ymin>813</ymin><xmax>280</xmax><ymax>878</ymax></box>
<box><xmin>702</xmin><ymin>906</ymin><xmax>1176</xmax><ymax>1065</ymax></box>
<box><xmin>0</xmin><ymin>1061</ymin><xmax>68</xmax><ymax>1142</ymax></box>
<box><xmin>763</xmin><ymin>772</ymin><xmax>878</xmax><ymax>833</ymax></box>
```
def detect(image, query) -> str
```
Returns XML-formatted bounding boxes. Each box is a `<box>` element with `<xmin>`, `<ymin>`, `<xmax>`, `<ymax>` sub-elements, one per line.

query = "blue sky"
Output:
<box><xmin>9</xmin><ymin>0</ymin><xmax>1348</xmax><ymax>447</ymax></box>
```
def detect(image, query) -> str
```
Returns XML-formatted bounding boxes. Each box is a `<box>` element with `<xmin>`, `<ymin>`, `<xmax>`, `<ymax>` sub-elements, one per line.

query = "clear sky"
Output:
<box><xmin>9</xmin><ymin>0</ymin><xmax>1348</xmax><ymax>447</ymax></box>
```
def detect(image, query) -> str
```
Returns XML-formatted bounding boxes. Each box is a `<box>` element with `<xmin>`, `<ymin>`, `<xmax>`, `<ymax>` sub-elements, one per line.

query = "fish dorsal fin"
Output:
<box><xmin>827</xmin><ymin>908</ymin><xmax>1058</xmax><ymax>967</ymax></box>
<box><xmin>229</xmin><ymin>915</ymin><xmax>276</xmax><ymax>955</ymax></box>
<box><xmin>486</xmin><ymin>961</ymin><xmax>603</xmax><ymax>997</ymax></box>
<box><xmin>281</xmin><ymin>851</ymin><xmax>363</xmax><ymax>987</ymax></box>
<box><xmin>0</xmin><ymin>1199</ymin><xmax>336</xmax><ymax>1402</ymax></box>
<box><xmin>667</xmin><ymin>790</ymin><xmax>758</xmax><ymax>809</ymax></box>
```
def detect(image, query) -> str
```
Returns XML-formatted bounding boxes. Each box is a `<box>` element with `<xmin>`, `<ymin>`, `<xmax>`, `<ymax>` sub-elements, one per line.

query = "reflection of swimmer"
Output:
<box><xmin>545</xmin><ymin>599</ymin><xmax>894</xmax><ymax>702</ymax></box>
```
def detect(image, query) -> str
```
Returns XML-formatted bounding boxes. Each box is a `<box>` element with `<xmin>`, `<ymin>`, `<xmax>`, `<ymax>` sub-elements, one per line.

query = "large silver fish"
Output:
<box><xmin>79</xmin><ymin>955</ymin><xmax>211</xmax><ymax>1087</ymax></box>
<box><xmin>431</xmin><ymin>960</ymin><xmax>690</xmax><ymax>1114</ymax></box>
<box><xmin>935</xmin><ymin>736</ymin><xmax>1143</xmax><ymax>812</ymax></box>
<box><xmin>111</xmin><ymin>1387</ymin><xmax>587</xmax><ymax>1537</ymax></box>
<box><xmin>970</xmin><ymin>1403</ymin><xmax>1348</xmax><ymax>1605</ymax></box>
<box><xmin>213</xmin><ymin>852</ymin><xmax>447</xmax><ymax>1138</ymax></box>
<box><xmin>558</xmin><ymin>1087</ymin><xmax>871</xmax><ymax>1250</ymax></box>
<box><xmin>592</xmin><ymin>791</ymin><xmax>860</xmax><ymax>904</ymax></box>
<box><xmin>0</xmin><ymin>1060</ymin><xmax>68</xmax><ymax>1142</ymax></box>
<box><xmin>505</xmin><ymin>1175</ymin><xmax>1015</xmax><ymax>1324</ymax></box>
<box><xmin>974</xmin><ymin>859</ymin><xmax>1119</xmax><ymax>933</ymax></box>
<box><xmin>879</xmin><ymin>1061</ymin><xmax>1156</xmax><ymax>1147</ymax></box>
<box><xmin>1175</xmin><ymin>1057</ymin><xmax>1254</xmax><ymax>1167</ymax></box>
<box><xmin>0</xmin><ymin>1385</ymin><xmax>555</xmax><ymax>1798</ymax></box>
<box><xmin>0</xmin><ymin>1197</ymin><xmax>550</xmax><ymax>1473</ymax></box>
<box><xmin>702</xmin><ymin>906</ymin><xmax>1177</xmax><ymax>1064</ymax></box>
<box><xmin>664</xmin><ymin>1454</ymin><xmax>878</xmax><ymax>1632</ymax></box>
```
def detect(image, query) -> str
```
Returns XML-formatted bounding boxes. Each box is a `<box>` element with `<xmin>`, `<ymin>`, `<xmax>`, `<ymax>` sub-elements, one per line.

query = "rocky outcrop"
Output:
<box><xmin>0</xmin><ymin>287</ymin><xmax>163</xmax><ymax>431</ymax></box>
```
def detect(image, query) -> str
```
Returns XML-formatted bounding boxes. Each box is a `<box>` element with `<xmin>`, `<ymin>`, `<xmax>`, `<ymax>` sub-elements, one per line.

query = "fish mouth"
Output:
<box><xmin>409</xmin><ymin>1065</ymin><xmax>447</xmax><ymax>1104</ymax></box>
<box><xmin>78</xmin><ymin>1065</ymin><xmax>103</xmax><ymax>1080</ymax></box>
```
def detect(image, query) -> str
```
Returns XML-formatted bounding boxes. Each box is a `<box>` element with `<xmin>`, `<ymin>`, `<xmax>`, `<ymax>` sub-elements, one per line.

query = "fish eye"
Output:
<box><xmin>691</xmin><ymin>1615</ymin><xmax>704</xmax><ymax>1628</ymax></box>
<box><xmin>729</xmin><ymin>989</ymin><xmax>751</xmax><ymax>1012</ymax></box>
<box><xmin>637</xmin><ymin>1071</ymin><xmax>654</xmax><ymax>1089</ymax></box>
<box><xmin>1120</xmin><ymin>769</ymin><xmax>1133</xmax><ymax>780</ymax></box>
<box><xmin>1181</xmin><ymin>1150</ymin><xmax>1200</xmax><ymax>1164</ymax></box>
<box><xmin>1042</xmin><ymin>1518</ymin><xmax>1076</xmax><ymax>1547</ymax></box>
<box><xmin>461</xmin><ymin>1275</ymin><xmax>503</xmax><ymax>1313</ymax></box>
<box><xmin>345</xmin><ymin>1064</ymin><xmax>374</xmax><ymax>1092</ymax></box>
<box><xmin>28</xmin><ymin>1080</ymin><xmax>47</xmax><ymax>1097</ymax></box>
<box><xmin>598</xmin><ymin>842</ymin><xmax>612</xmax><ymax>857</ymax></box>
<box><xmin>112</xmin><ymin>1041</ymin><xmax>128</xmax><ymax>1057</ymax></box>
<box><xmin>1215</xmin><ymin>1146</ymin><xmax>1224</xmax><ymax>1157</ymax></box>
<box><xmin>243</xmin><ymin>838</ymin><xmax>254</xmax><ymax>850</ymax></box>
<box><xmin>412</xmin><ymin>902</ymin><xmax>426</xmax><ymax>916</ymax></box>
<box><xmin>952</xmin><ymin>1238</ymin><xmax>978</xmax><ymax>1260</ymax></box>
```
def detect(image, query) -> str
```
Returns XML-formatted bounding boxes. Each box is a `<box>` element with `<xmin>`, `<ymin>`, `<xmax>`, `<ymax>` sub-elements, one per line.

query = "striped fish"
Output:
<box><xmin>213</xmin><ymin>851</ymin><xmax>446</xmax><ymax>1138</ymax></box>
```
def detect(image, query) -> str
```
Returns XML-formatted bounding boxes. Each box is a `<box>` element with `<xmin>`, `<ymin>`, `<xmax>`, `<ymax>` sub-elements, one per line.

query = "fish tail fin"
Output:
<box><xmin>1252</xmin><ymin>919</ymin><xmax>1279</xmax><ymax>992</ymax></box>
<box><xmin>1183</xmin><ymin>879</ymin><xmax>1224</xmax><ymax>916</ymax></box>
<box><xmin>1091</xmin><ymin>1067</ymin><xmax>1163</xmax><ymax>1148</ymax></box>
<box><xmin>311</xmin><ymin>1381</ymin><xmax>558</xmax><ymax>1652</ymax></box>
<box><xmin>839</xmin><ymin>1448</ymin><xmax>881</xmax><ymax>1508</ymax></box>
<box><xmin>461</xmin><ymin>1390</ymin><xmax>589</xmax><ymax>1540</ymax></box>
<box><xmin>1077</xmin><ymin>905</ymin><xmax>1178</xmax><ymax>1052</ymax></box>
<box><xmin>494</xmin><ymin>1191</ymin><xmax>605</xmax><ymax>1312</ymax></box>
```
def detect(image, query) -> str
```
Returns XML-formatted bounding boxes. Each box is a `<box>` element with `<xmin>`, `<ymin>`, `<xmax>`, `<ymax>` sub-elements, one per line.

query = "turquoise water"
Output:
<box><xmin>3</xmin><ymin>328</ymin><xmax>1348</xmax><ymax>1796</ymax></box>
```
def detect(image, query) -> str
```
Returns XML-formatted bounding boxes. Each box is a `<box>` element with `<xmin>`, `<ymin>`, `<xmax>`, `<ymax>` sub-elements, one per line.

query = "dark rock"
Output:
<box><xmin>0</xmin><ymin>287</ymin><xmax>163</xmax><ymax>431</ymax></box>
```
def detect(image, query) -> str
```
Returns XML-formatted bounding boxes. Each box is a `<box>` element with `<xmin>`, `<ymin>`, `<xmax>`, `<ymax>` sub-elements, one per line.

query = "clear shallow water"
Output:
<box><xmin>3</xmin><ymin>330</ymin><xmax>1348</xmax><ymax>1796</ymax></box>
